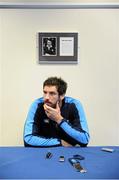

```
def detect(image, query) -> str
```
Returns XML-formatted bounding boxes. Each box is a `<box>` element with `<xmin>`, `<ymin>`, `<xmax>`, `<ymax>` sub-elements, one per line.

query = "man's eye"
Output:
<box><xmin>50</xmin><ymin>92</ymin><xmax>56</xmax><ymax>96</ymax></box>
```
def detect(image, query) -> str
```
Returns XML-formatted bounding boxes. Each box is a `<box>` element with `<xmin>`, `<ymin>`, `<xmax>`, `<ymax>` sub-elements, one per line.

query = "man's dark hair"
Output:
<box><xmin>43</xmin><ymin>77</ymin><xmax>67</xmax><ymax>96</ymax></box>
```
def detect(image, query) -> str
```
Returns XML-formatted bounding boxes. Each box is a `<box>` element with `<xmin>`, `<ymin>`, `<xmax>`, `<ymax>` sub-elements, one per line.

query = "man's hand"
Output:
<box><xmin>44</xmin><ymin>102</ymin><xmax>63</xmax><ymax>124</ymax></box>
<box><xmin>61</xmin><ymin>140</ymin><xmax>72</xmax><ymax>147</ymax></box>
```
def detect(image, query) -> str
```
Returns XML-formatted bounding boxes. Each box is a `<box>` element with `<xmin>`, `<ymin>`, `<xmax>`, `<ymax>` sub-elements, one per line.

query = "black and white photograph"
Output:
<box><xmin>42</xmin><ymin>37</ymin><xmax>57</xmax><ymax>56</ymax></box>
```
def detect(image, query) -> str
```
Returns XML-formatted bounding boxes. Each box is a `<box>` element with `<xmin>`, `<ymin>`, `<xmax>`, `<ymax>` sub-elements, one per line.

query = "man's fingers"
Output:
<box><xmin>61</xmin><ymin>140</ymin><xmax>72</xmax><ymax>147</ymax></box>
<box><xmin>43</xmin><ymin>104</ymin><xmax>46</xmax><ymax>110</ymax></box>
<box><xmin>56</xmin><ymin>101</ymin><xmax>59</xmax><ymax>108</ymax></box>
<box><xmin>44</xmin><ymin>104</ymin><xmax>52</xmax><ymax>110</ymax></box>
<box><xmin>44</xmin><ymin>104</ymin><xmax>51</xmax><ymax>112</ymax></box>
<box><xmin>56</xmin><ymin>102</ymin><xmax>60</xmax><ymax>111</ymax></box>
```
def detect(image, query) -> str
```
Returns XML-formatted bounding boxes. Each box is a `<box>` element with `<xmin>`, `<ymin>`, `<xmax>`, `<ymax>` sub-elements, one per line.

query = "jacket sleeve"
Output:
<box><xmin>23</xmin><ymin>99</ymin><xmax>61</xmax><ymax>147</ymax></box>
<box><xmin>58</xmin><ymin>98</ymin><xmax>90</xmax><ymax>146</ymax></box>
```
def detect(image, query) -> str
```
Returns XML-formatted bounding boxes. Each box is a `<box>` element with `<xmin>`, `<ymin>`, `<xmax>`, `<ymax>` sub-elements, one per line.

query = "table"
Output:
<box><xmin>0</xmin><ymin>146</ymin><xmax>119</xmax><ymax>179</ymax></box>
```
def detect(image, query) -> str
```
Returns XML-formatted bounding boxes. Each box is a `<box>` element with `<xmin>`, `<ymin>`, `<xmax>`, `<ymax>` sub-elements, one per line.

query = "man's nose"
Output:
<box><xmin>44</xmin><ymin>93</ymin><xmax>50</xmax><ymax>100</ymax></box>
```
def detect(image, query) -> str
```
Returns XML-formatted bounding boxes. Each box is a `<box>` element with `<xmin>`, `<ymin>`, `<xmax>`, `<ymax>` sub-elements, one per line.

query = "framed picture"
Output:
<box><xmin>38</xmin><ymin>32</ymin><xmax>78</xmax><ymax>64</ymax></box>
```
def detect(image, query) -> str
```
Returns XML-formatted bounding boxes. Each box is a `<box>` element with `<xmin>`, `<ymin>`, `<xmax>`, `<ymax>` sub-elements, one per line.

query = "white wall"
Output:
<box><xmin>0</xmin><ymin>7</ymin><xmax>119</xmax><ymax>146</ymax></box>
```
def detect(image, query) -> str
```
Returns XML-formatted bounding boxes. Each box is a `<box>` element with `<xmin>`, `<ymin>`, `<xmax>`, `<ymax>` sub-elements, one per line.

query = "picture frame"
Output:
<box><xmin>38</xmin><ymin>32</ymin><xmax>78</xmax><ymax>64</ymax></box>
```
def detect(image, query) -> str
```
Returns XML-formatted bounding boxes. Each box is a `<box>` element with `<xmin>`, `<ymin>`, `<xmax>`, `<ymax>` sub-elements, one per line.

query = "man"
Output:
<box><xmin>24</xmin><ymin>77</ymin><xmax>90</xmax><ymax>147</ymax></box>
<box><xmin>43</xmin><ymin>38</ymin><xmax>56</xmax><ymax>56</ymax></box>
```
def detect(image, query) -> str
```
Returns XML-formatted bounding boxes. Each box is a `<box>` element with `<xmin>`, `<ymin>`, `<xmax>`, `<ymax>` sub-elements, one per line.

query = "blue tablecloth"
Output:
<box><xmin>0</xmin><ymin>146</ymin><xmax>119</xmax><ymax>179</ymax></box>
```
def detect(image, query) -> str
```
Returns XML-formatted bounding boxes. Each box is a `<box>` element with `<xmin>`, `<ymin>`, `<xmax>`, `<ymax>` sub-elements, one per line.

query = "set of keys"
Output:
<box><xmin>68</xmin><ymin>157</ymin><xmax>87</xmax><ymax>173</ymax></box>
<box><xmin>68</xmin><ymin>154</ymin><xmax>87</xmax><ymax>173</ymax></box>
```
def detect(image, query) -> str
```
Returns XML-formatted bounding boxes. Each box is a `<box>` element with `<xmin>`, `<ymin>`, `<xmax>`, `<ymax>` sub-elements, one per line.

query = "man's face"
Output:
<box><xmin>47</xmin><ymin>40</ymin><xmax>52</xmax><ymax>46</ymax></box>
<box><xmin>43</xmin><ymin>85</ymin><xmax>60</xmax><ymax>108</ymax></box>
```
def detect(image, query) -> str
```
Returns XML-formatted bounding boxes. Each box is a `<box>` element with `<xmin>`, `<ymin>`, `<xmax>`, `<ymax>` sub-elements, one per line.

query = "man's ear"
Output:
<box><xmin>60</xmin><ymin>94</ymin><xmax>65</xmax><ymax>101</ymax></box>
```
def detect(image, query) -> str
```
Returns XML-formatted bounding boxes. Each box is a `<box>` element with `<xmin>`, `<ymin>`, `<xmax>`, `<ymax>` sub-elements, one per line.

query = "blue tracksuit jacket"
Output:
<box><xmin>24</xmin><ymin>96</ymin><xmax>90</xmax><ymax>147</ymax></box>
